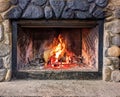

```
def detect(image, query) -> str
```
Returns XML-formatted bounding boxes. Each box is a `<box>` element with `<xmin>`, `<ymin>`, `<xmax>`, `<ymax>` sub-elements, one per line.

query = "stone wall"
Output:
<box><xmin>103</xmin><ymin>0</ymin><xmax>120</xmax><ymax>82</ymax></box>
<box><xmin>7</xmin><ymin>0</ymin><xmax>107</xmax><ymax>19</ymax></box>
<box><xmin>0</xmin><ymin>0</ymin><xmax>119</xmax><ymax>82</ymax></box>
<box><xmin>0</xmin><ymin>0</ymin><xmax>12</xmax><ymax>81</ymax></box>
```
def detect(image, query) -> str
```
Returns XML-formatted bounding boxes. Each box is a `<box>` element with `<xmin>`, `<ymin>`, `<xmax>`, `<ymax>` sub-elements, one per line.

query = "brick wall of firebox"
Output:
<box><xmin>0</xmin><ymin>0</ymin><xmax>120</xmax><ymax>82</ymax></box>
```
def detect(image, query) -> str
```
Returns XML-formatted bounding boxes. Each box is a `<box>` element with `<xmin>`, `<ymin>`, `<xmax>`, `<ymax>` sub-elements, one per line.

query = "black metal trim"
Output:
<box><xmin>98</xmin><ymin>20</ymin><xmax>104</xmax><ymax>74</ymax></box>
<box><xmin>12</xmin><ymin>20</ymin><xmax>104</xmax><ymax>80</ymax></box>
<box><xmin>12</xmin><ymin>21</ymin><xmax>18</xmax><ymax>78</ymax></box>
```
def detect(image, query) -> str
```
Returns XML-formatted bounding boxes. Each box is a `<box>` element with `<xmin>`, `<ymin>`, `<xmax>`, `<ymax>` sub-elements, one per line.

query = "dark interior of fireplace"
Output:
<box><xmin>17</xmin><ymin>26</ymin><xmax>99</xmax><ymax>71</ymax></box>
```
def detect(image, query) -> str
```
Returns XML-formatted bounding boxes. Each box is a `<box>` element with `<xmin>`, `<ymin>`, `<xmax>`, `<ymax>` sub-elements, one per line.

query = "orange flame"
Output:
<box><xmin>50</xmin><ymin>34</ymin><xmax>66</xmax><ymax>61</ymax></box>
<box><xmin>46</xmin><ymin>34</ymin><xmax>76</xmax><ymax>69</ymax></box>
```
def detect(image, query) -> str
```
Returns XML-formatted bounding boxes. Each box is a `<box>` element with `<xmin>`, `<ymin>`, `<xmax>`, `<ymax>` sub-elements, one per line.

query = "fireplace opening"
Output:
<box><xmin>12</xmin><ymin>20</ymin><xmax>103</xmax><ymax>79</ymax></box>
<box><xmin>17</xmin><ymin>27</ymin><xmax>99</xmax><ymax>71</ymax></box>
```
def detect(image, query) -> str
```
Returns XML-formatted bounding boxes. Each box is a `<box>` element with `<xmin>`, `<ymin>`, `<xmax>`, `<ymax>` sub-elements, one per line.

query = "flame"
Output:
<box><xmin>45</xmin><ymin>34</ymin><xmax>76</xmax><ymax>69</ymax></box>
<box><xmin>50</xmin><ymin>34</ymin><xmax>66</xmax><ymax>61</ymax></box>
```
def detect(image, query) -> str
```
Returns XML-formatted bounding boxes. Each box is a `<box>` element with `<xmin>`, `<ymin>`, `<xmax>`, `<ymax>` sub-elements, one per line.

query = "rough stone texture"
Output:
<box><xmin>50</xmin><ymin>0</ymin><xmax>65</xmax><ymax>18</ymax></box>
<box><xmin>7</xmin><ymin>6</ymin><xmax>22</xmax><ymax>19</ymax></box>
<box><xmin>0</xmin><ymin>15</ymin><xmax>3</xmax><ymax>23</ymax></box>
<box><xmin>2</xmin><ymin>20</ymin><xmax>12</xmax><ymax>45</ymax></box>
<box><xmin>0</xmin><ymin>1</ymin><xmax>11</xmax><ymax>13</ymax></box>
<box><xmin>0</xmin><ymin>58</ymin><xmax>3</xmax><ymax>69</ymax></box>
<box><xmin>44</xmin><ymin>6</ymin><xmax>53</xmax><ymax>19</ymax></box>
<box><xmin>0</xmin><ymin>69</ymin><xmax>7</xmax><ymax>81</ymax></box>
<box><xmin>22</xmin><ymin>5</ymin><xmax>44</xmax><ymax>19</ymax></box>
<box><xmin>109</xmin><ymin>57</ymin><xmax>120</xmax><ymax>69</ymax></box>
<box><xmin>114</xmin><ymin>7</ymin><xmax>120</xmax><ymax>18</ymax></box>
<box><xmin>105</xmin><ymin>16</ymin><xmax>114</xmax><ymax>22</ymax></box>
<box><xmin>18</xmin><ymin>0</ymin><xmax>30</xmax><ymax>10</ymax></box>
<box><xmin>106</xmin><ymin>20</ymin><xmax>120</xmax><ymax>34</ymax></box>
<box><xmin>0</xmin><ymin>80</ymin><xmax>120</xmax><ymax>96</ymax></box>
<box><xmin>110</xmin><ymin>0</ymin><xmax>120</xmax><ymax>5</ymax></box>
<box><xmin>76</xmin><ymin>11</ymin><xmax>91</xmax><ymax>19</ymax></box>
<box><xmin>93</xmin><ymin>8</ymin><xmax>104</xmax><ymax>18</ymax></box>
<box><xmin>109</xmin><ymin>65</ymin><xmax>116</xmax><ymax>71</ymax></box>
<box><xmin>107</xmin><ymin>46</ymin><xmax>120</xmax><ymax>57</ymax></box>
<box><xmin>88</xmin><ymin>0</ymin><xmax>95</xmax><ymax>3</ymax></box>
<box><xmin>111</xmin><ymin>70</ymin><xmax>120</xmax><ymax>82</ymax></box>
<box><xmin>104</xmin><ymin>2</ymin><xmax>120</xmax><ymax>82</ymax></box>
<box><xmin>104</xmin><ymin>10</ymin><xmax>113</xmax><ymax>17</ymax></box>
<box><xmin>103</xmin><ymin>67</ymin><xmax>112</xmax><ymax>81</ymax></box>
<box><xmin>0</xmin><ymin>24</ymin><xmax>4</xmax><ymax>42</ymax></box>
<box><xmin>3</xmin><ymin>54</ymin><xmax>11</xmax><ymax>69</ymax></box>
<box><xmin>6</xmin><ymin>0</ymin><xmax>108</xmax><ymax>19</ymax></box>
<box><xmin>3</xmin><ymin>20</ymin><xmax>11</xmax><ymax>33</ymax></box>
<box><xmin>5</xmin><ymin>69</ymin><xmax>11</xmax><ymax>81</ymax></box>
<box><xmin>104</xmin><ymin>31</ymin><xmax>111</xmax><ymax>48</ymax></box>
<box><xmin>31</xmin><ymin>0</ymin><xmax>47</xmax><ymax>6</ymax></box>
<box><xmin>0</xmin><ymin>0</ymin><xmax>119</xmax><ymax>82</ymax></box>
<box><xmin>67</xmin><ymin>0</ymin><xmax>89</xmax><ymax>11</ymax></box>
<box><xmin>4</xmin><ymin>33</ymin><xmax>11</xmax><ymax>45</ymax></box>
<box><xmin>112</xmin><ymin>34</ymin><xmax>120</xmax><ymax>46</ymax></box>
<box><xmin>62</xmin><ymin>7</ymin><xmax>74</xmax><ymax>19</ymax></box>
<box><xmin>95</xmin><ymin>0</ymin><xmax>108</xmax><ymax>7</ymax></box>
<box><xmin>0</xmin><ymin>43</ymin><xmax>10</xmax><ymax>57</ymax></box>
<box><xmin>104</xmin><ymin>58</ymin><xmax>112</xmax><ymax>66</ymax></box>
<box><xmin>10</xmin><ymin>0</ymin><xmax>18</xmax><ymax>5</ymax></box>
<box><xmin>89</xmin><ymin>3</ymin><xmax>96</xmax><ymax>14</ymax></box>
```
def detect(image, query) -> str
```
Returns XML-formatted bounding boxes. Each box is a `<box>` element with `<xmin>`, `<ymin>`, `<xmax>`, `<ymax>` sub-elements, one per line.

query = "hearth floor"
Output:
<box><xmin>19</xmin><ymin>65</ymin><xmax>98</xmax><ymax>72</ymax></box>
<box><xmin>0</xmin><ymin>80</ymin><xmax>120</xmax><ymax>97</ymax></box>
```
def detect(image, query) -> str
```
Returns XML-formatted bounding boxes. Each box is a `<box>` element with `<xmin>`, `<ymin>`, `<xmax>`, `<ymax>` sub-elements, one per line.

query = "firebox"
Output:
<box><xmin>12</xmin><ymin>20</ymin><xmax>103</xmax><ymax>80</ymax></box>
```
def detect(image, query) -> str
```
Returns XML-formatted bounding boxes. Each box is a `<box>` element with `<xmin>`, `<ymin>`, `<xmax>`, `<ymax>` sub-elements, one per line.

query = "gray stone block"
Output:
<box><xmin>111</xmin><ymin>70</ymin><xmax>120</xmax><ymax>82</ymax></box>
<box><xmin>62</xmin><ymin>7</ymin><xmax>74</xmax><ymax>19</ymax></box>
<box><xmin>105</xmin><ymin>20</ymin><xmax>120</xmax><ymax>34</ymax></box>
<box><xmin>93</xmin><ymin>8</ymin><xmax>104</xmax><ymax>18</ymax></box>
<box><xmin>95</xmin><ymin>0</ymin><xmax>108</xmax><ymax>7</ymax></box>
<box><xmin>103</xmin><ymin>67</ymin><xmax>112</xmax><ymax>81</ymax></box>
<box><xmin>50</xmin><ymin>0</ymin><xmax>65</xmax><ymax>18</ymax></box>
<box><xmin>109</xmin><ymin>57</ymin><xmax>120</xmax><ymax>69</ymax></box>
<box><xmin>76</xmin><ymin>11</ymin><xmax>92</xmax><ymax>19</ymax></box>
<box><xmin>67</xmin><ymin>0</ymin><xmax>89</xmax><ymax>11</ymax></box>
<box><xmin>0</xmin><ymin>43</ymin><xmax>10</xmax><ymax>57</ymax></box>
<box><xmin>22</xmin><ymin>4</ymin><xmax>44</xmax><ymax>19</ymax></box>
<box><xmin>0</xmin><ymin>58</ymin><xmax>3</xmax><ymax>69</ymax></box>
<box><xmin>7</xmin><ymin>6</ymin><xmax>22</xmax><ymax>19</ymax></box>
<box><xmin>89</xmin><ymin>3</ymin><xmax>96</xmax><ymax>14</ymax></box>
<box><xmin>88</xmin><ymin>0</ymin><xmax>95</xmax><ymax>3</ymax></box>
<box><xmin>3</xmin><ymin>54</ymin><xmax>11</xmax><ymax>69</ymax></box>
<box><xmin>6</xmin><ymin>0</ymin><xmax>108</xmax><ymax>19</ymax></box>
<box><xmin>44</xmin><ymin>6</ymin><xmax>53</xmax><ymax>19</ymax></box>
<box><xmin>115</xmin><ymin>7</ymin><xmax>120</xmax><ymax>19</ymax></box>
<box><xmin>31</xmin><ymin>0</ymin><xmax>47</xmax><ymax>6</ymax></box>
<box><xmin>0</xmin><ymin>69</ymin><xmax>7</xmax><ymax>81</ymax></box>
<box><xmin>18</xmin><ymin>0</ymin><xmax>30</xmax><ymax>9</ymax></box>
<box><xmin>0</xmin><ymin>24</ymin><xmax>4</xmax><ymax>42</ymax></box>
<box><xmin>112</xmin><ymin>35</ymin><xmax>120</xmax><ymax>46</ymax></box>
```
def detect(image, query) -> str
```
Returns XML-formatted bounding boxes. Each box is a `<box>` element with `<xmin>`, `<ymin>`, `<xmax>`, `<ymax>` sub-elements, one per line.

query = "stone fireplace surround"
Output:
<box><xmin>0</xmin><ymin>0</ymin><xmax>119</xmax><ymax>82</ymax></box>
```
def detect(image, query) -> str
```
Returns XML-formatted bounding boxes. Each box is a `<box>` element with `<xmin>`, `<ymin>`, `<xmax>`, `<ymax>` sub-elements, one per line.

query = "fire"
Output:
<box><xmin>50</xmin><ymin>35</ymin><xmax>66</xmax><ymax>61</ymax></box>
<box><xmin>44</xmin><ymin>34</ymin><xmax>77</xmax><ymax>69</ymax></box>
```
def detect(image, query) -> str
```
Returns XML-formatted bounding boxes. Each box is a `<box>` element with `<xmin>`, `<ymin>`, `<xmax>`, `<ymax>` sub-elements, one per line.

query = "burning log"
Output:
<box><xmin>43</xmin><ymin>49</ymin><xmax>51</xmax><ymax>63</ymax></box>
<box><xmin>27</xmin><ymin>56</ymin><xmax>45</xmax><ymax>67</ymax></box>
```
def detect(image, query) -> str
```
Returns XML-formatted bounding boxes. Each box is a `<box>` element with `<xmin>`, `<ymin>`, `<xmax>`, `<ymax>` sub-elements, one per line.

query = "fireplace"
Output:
<box><xmin>12</xmin><ymin>20</ymin><xmax>103</xmax><ymax>79</ymax></box>
<box><xmin>0</xmin><ymin>0</ymin><xmax>120</xmax><ymax>82</ymax></box>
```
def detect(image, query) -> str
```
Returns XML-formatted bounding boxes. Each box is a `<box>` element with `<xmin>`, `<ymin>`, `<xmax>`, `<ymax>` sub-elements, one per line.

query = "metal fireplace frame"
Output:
<box><xmin>12</xmin><ymin>20</ymin><xmax>104</xmax><ymax>80</ymax></box>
